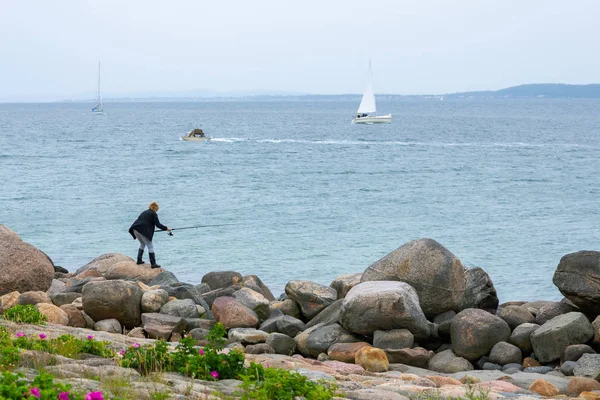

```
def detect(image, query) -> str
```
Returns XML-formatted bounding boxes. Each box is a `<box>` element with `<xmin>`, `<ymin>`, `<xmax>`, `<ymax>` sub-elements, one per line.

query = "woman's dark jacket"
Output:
<box><xmin>128</xmin><ymin>209</ymin><xmax>168</xmax><ymax>241</ymax></box>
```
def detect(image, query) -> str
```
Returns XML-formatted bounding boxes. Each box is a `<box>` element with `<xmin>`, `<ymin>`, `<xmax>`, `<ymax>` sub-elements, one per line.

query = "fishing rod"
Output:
<box><xmin>155</xmin><ymin>223</ymin><xmax>242</xmax><ymax>236</ymax></box>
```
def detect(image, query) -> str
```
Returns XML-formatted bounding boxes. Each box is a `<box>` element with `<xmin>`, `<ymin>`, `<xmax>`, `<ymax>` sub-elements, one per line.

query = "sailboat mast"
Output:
<box><xmin>97</xmin><ymin>62</ymin><xmax>102</xmax><ymax>108</ymax></box>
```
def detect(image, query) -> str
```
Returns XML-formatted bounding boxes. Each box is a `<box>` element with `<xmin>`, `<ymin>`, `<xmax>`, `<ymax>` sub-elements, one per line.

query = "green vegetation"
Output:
<box><xmin>0</xmin><ymin>321</ymin><xmax>340</xmax><ymax>399</ymax></box>
<box><xmin>120</xmin><ymin>322</ymin><xmax>246</xmax><ymax>380</ymax></box>
<box><xmin>2</xmin><ymin>305</ymin><xmax>47</xmax><ymax>325</ymax></box>
<box><xmin>119</xmin><ymin>322</ymin><xmax>340</xmax><ymax>399</ymax></box>
<box><xmin>409</xmin><ymin>385</ymin><xmax>490</xmax><ymax>400</ymax></box>
<box><xmin>0</xmin><ymin>327</ymin><xmax>114</xmax><ymax>375</ymax></box>
<box><xmin>238</xmin><ymin>363</ymin><xmax>338</xmax><ymax>400</ymax></box>
<box><xmin>0</xmin><ymin>370</ymin><xmax>75</xmax><ymax>399</ymax></box>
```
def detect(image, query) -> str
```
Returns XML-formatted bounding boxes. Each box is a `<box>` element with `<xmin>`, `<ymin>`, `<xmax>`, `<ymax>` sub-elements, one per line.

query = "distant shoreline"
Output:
<box><xmin>3</xmin><ymin>83</ymin><xmax>600</xmax><ymax>103</ymax></box>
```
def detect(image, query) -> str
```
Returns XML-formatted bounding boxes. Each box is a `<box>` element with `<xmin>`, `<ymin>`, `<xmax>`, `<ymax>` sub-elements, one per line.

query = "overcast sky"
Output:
<box><xmin>1</xmin><ymin>0</ymin><xmax>599</xmax><ymax>100</ymax></box>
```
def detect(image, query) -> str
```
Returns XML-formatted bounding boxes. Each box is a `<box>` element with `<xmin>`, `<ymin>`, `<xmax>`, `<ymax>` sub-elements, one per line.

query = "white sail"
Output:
<box><xmin>356</xmin><ymin>61</ymin><xmax>376</xmax><ymax>114</ymax></box>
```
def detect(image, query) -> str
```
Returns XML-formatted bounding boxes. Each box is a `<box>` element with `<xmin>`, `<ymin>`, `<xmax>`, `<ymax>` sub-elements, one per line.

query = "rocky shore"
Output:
<box><xmin>2</xmin><ymin>223</ymin><xmax>600</xmax><ymax>399</ymax></box>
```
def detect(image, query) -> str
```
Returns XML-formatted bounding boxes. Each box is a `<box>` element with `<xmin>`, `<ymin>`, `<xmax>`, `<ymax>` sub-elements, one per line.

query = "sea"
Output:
<box><xmin>1</xmin><ymin>99</ymin><xmax>599</xmax><ymax>302</ymax></box>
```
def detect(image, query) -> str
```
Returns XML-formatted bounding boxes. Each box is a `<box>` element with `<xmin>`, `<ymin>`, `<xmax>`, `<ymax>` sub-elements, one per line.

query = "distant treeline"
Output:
<box><xmin>445</xmin><ymin>83</ymin><xmax>600</xmax><ymax>99</ymax></box>
<box><xmin>53</xmin><ymin>83</ymin><xmax>600</xmax><ymax>104</ymax></box>
<box><xmin>217</xmin><ymin>84</ymin><xmax>600</xmax><ymax>100</ymax></box>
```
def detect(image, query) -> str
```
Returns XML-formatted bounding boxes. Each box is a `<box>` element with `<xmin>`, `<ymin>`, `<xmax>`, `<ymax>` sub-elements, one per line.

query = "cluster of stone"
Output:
<box><xmin>3</xmin><ymin>223</ymin><xmax>600</xmax><ymax>399</ymax></box>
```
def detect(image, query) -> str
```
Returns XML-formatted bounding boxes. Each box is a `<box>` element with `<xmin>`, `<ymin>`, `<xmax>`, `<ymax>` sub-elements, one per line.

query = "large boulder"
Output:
<box><xmin>498</xmin><ymin>306</ymin><xmax>535</xmax><ymax>330</ymax></box>
<box><xmin>141</xmin><ymin>289</ymin><xmax>169</xmax><ymax>313</ymax></box>
<box><xmin>75</xmin><ymin>253</ymin><xmax>133</xmax><ymax>275</ymax></box>
<box><xmin>361</xmin><ymin>238</ymin><xmax>466</xmax><ymax>317</ymax></box>
<box><xmin>553</xmin><ymin>251</ymin><xmax>600</xmax><ymax>314</ymax></box>
<box><xmin>385</xmin><ymin>347</ymin><xmax>434</xmax><ymax>368</ymax></box>
<box><xmin>64</xmin><ymin>277</ymin><xmax>104</xmax><ymax>293</ymax></box>
<box><xmin>276</xmin><ymin>315</ymin><xmax>306</xmax><ymax>338</ymax></box>
<box><xmin>266</xmin><ymin>332</ymin><xmax>297</xmax><ymax>355</ymax></box>
<box><xmin>306</xmin><ymin>299</ymin><xmax>343</xmax><ymax>328</ymax></box>
<box><xmin>450</xmin><ymin>308</ymin><xmax>511</xmax><ymax>361</ymax></box>
<box><xmin>285</xmin><ymin>280</ymin><xmax>337</xmax><ymax>320</ymax></box>
<box><xmin>270</xmin><ymin>299</ymin><xmax>301</xmax><ymax>319</ymax></box>
<box><xmin>35</xmin><ymin>303</ymin><xmax>69</xmax><ymax>325</ymax></box>
<box><xmin>531</xmin><ymin>312</ymin><xmax>594</xmax><ymax>363</ymax></box>
<box><xmin>339</xmin><ymin>281</ymin><xmax>433</xmax><ymax>340</ymax></box>
<box><xmin>228</xmin><ymin>328</ymin><xmax>269</xmax><ymax>344</ymax></box>
<box><xmin>160</xmin><ymin>299</ymin><xmax>200</xmax><ymax>319</ymax></box>
<box><xmin>508</xmin><ymin>323</ymin><xmax>540</xmax><ymax>353</ymax></box>
<box><xmin>202</xmin><ymin>286</ymin><xmax>241</xmax><ymax>308</ymax></box>
<box><xmin>258</xmin><ymin>310</ymin><xmax>285</xmax><ymax>334</ymax></box>
<box><xmin>142</xmin><ymin>313</ymin><xmax>186</xmax><ymax>340</ymax></box>
<box><xmin>373</xmin><ymin>329</ymin><xmax>414</xmax><ymax>350</ymax></box>
<box><xmin>243</xmin><ymin>275</ymin><xmax>275</xmax><ymax>301</ymax></box>
<box><xmin>488</xmin><ymin>342</ymin><xmax>522</xmax><ymax>365</ymax></box>
<box><xmin>59</xmin><ymin>304</ymin><xmax>86</xmax><ymax>328</ymax></box>
<box><xmin>460</xmin><ymin>267</ymin><xmax>499</xmax><ymax>311</ymax></box>
<box><xmin>201</xmin><ymin>271</ymin><xmax>243</xmax><ymax>290</ymax></box>
<box><xmin>149</xmin><ymin>271</ymin><xmax>179</xmax><ymax>287</ymax></box>
<box><xmin>166</xmin><ymin>284</ymin><xmax>211</xmax><ymax>312</ymax></box>
<box><xmin>233</xmin><ymin>288</ymin><xmax>270</xmax><ymax>321</ymax></box>
<box><xmin>211</xmin><ymin>296</ymin><xmax>258</xmax><ymax>329</ymax></box>
<box><xmin>0</xmin><ymin>225</ymin><xmax>54</xmax><ymax>295</ymax></box>
<box><xmin>82</xmin><ymin>280</ymin><xmax>143</xmax><ymax>329</ymax></box>
<box><xmin>428</xmin><ymin>349</ymin><xmax>474</xmax><ymax>373</ymax></box>
<box><xmin>46</xmin><ymin>280</ymin><xmax>67</xmax><ymax>297</ymax></box>
<box><xmin>295</xmin><ymin>322</ymin><xmax>357</xmax><ymax>358</ymax></box>
<box><xmin>18</xmin><ymin>291</ymin><xmax>52</xmax><ymax>306</ymax></box>
<box><xmin>50</xmin><ymin>293</ymin><xmax>81</xmax><ymax>307</ymax></box>
<box><xmin>535</xmin><ymin>301</ymin><xmax>578</xmax><ymax>325</ymax></box>
<box><xmin>94</xmin><ymin>318</ymin><xmax>122</xmax><ymax>333</ymax></box>
<box><xmin>330</xmin><ymin>273</ymin><xmax>362</xmax><ymax>299</ymax></box>
<box><xmin>102</xmin><ymin>261</ymin><xmax>163</xmax><ymax>284</ymax></box>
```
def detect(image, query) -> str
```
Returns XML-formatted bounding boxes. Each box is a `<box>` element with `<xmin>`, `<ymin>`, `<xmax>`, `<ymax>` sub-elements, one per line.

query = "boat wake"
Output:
<box><xmin>201</xmin><ymin>137</ymin><xmax>599</xmax><ymax>149</ymax></box>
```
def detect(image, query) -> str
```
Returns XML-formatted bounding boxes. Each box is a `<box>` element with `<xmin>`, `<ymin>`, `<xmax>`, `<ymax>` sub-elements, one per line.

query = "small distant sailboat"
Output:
<box><xmin>91</xmin><ymin>62</ymin><xmax>104</xmax><ymax>115</ymax></box>
<box><xmin>352</xmin><ymin>61</ymin><xmax>392</xmax><ymax>124</ymax></box>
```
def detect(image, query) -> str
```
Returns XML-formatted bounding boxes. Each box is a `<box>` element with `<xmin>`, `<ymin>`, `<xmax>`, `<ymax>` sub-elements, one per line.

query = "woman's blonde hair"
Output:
<box><xmin>149</xmin><ymin>201</ymin><xmax>159</xmax><ymax>212</ymax></box>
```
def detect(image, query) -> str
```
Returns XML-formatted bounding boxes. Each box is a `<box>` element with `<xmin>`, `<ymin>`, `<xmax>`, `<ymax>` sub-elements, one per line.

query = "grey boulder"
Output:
<box><xmin>361</xmin><ymin>238</ymin><xmax>466</xmax><ymax>317</ymax></box>
<box><xmin>530</xmin><ymin>312</ymin><xmax>593</xmax><ymax>363</ymax></box>
<box><xmin>340</xmin><ymin>281</ymin><xmax>433</xmax><ymax>340</ymax></box>
<box><xmin>450</xmin><ymin>308</ymin><xmax>510</xmax><ymax>361</ymax></box>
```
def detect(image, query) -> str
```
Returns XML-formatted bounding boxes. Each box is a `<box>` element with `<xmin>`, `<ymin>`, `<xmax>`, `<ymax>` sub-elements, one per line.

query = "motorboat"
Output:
<box><xmin>182</xmin><ymin>128</ymin><xmax>210</xmax><ymax>141</ymax></box>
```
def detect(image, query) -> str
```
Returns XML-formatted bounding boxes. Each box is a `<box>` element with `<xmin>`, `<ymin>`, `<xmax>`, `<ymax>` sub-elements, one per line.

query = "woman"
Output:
<box><xmin>128</xmin><ymin>202</ymin><xmax>171</xmax><ymax>268</ymax></box>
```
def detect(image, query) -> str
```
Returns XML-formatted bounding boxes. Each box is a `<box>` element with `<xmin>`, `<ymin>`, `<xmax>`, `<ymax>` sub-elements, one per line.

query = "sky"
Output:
<box><xmin>1</xmin><ymin>0</ymin><xmax>599</xmax><ymax>101</ymax></box>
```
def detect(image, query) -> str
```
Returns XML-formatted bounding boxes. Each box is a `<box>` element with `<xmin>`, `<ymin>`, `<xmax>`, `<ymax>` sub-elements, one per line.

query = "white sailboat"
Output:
<box><xmin>352</xmin><ymin>61</ymin><xmax>392</xmax><ymax>124</ymax></box>
<box><xmin>91</xmin><ymin>62</ymin><xmax>104</xmax><ymax>115</ymax></box>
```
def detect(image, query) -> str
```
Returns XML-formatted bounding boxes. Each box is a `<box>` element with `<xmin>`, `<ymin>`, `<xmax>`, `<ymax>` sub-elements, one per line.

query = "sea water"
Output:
<box><xmin>1</xmin><ymin>99</ymin><xmax>599</xmax><ymax>302</ymax></box>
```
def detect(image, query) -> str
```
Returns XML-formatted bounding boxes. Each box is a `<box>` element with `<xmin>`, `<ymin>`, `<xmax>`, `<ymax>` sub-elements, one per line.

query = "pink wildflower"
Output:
<box><xmin>87</xmin><ymin>334</ymin><xmax>94</xmax><ymax>340</ymax></box>
<box><xmin>210</xmin><ymin>370</ymin><xmax>219</xmax><ymax>379</ymax></box>
<box><xmin>15</xmin><ymin>331</ymin><xmax>25</xmax><ymax>338</ymax></box>
<box><xmin>85</xmin><ymin>391</ymin><xmax>104</xmax><ymax>400</ymax></box>
<box><xmin>198</xmin><ymin>348</ymin><xmax>205</xmax><ymax>355</ymax></box>
<box><xmin>58</xmin><ymin>392</ymin><xmax>71</xmax><ymax>400</ymax></box>
<box><xmin>119</xmin><ymin>349</ymin><xmax>125</xmax><ymax>356</ymax></box>
<box><xmin>29</xmin><ymin>387</ymin><xmax>40</xmax><ymax>398</ymax></box>
<box><xmin>39</xmin><ymin>333</ymin><xmax>47</xmax><ymax>340</ymax></box>
<box><xmin>132</xmin><ymin>342</ymin><xmax>140</xmax><ymax>348</ymax></box>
